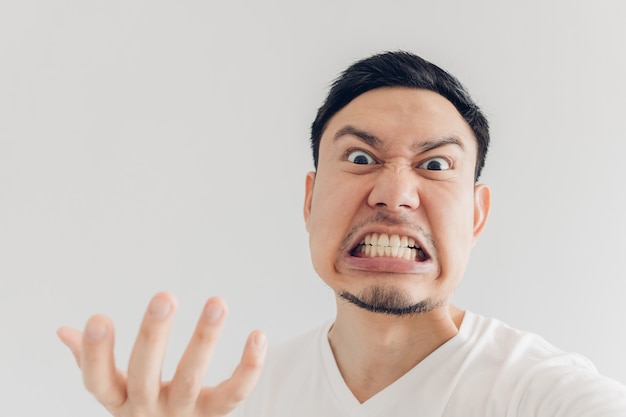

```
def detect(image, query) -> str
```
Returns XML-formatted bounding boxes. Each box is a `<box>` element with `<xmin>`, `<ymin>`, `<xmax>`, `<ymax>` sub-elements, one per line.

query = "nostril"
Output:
<box><xmin>367</xmin><ymin>175</ymin><xmax>420</xmax><ymax>210</ymax></box>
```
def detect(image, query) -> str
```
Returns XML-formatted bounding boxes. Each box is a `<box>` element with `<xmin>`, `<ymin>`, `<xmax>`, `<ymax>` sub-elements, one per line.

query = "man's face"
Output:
<box><xmin>304</xmin><ymin>87</ymin><xmax>490</xmax><ymax>315</ymax></box>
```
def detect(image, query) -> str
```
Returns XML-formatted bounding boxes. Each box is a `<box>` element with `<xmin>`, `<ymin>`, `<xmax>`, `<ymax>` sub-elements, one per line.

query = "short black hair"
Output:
<box><xmin>310</xmin><ymin>51</ymin><xmax>490</xmax><ymax>180</ymax></box>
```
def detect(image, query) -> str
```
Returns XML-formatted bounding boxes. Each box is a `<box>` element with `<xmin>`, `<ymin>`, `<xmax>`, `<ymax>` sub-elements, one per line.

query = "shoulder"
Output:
<box><xmin>461</xmin><ymin>311</ymin><xmax>592</xmax><ymax>367</ymax></box>
<box><xmin>459</xmin><ymin>311</ymin><xmax>602</xmax><ymax>389</ymax></box>
<box><xmin>457</xmin><ymin>312</ymin><xmax>626</xmax><ymax>416</ymax></box>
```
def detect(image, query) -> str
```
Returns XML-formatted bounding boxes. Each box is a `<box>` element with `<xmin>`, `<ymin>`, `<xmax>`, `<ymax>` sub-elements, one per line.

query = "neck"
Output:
<box><xmin>328</xmin><ymin>299</ymin><xmax>464</xmax><ymax>403</ymax></box>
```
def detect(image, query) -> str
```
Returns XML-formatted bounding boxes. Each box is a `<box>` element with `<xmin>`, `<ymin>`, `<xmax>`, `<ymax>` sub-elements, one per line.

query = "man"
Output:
<box><xmin>58</xmin><ymin>51</ymin><xmax>626</xmax><ymax>416</ymax></box>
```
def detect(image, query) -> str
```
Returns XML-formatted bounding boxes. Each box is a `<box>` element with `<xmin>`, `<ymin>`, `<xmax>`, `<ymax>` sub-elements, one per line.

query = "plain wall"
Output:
<box><xmin>1</xmin><ymin>1</ymin><xmax>625</xmax><ymax>415</ymax></box>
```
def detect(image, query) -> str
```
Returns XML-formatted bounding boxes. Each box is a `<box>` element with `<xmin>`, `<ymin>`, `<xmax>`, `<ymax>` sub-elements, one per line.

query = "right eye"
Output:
<box><xmin>347</xmin><ymin>150</ymin><xmax>375</xmax><ymax>165</ymax></box>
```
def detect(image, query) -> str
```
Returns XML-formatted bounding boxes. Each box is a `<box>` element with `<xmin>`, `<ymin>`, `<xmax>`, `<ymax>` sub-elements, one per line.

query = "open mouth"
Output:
<box><xmin>350</xmin><ymin>232</ymin><xmax>429</xmax><ymax>262</ymax></box>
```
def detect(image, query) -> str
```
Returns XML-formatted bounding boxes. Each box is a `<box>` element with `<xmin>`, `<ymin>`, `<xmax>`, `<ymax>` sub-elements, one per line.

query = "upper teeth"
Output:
<box><xmin>357</xmin><ymin>233</ymin><xmax>424</xmax><ymax>260</ymax></box>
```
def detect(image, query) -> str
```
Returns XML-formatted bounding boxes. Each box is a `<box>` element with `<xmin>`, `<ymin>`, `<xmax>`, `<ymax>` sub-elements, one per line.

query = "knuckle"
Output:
<box><xmin>83</xmin><ymin>379</ymin><xmax>99</xmax><ymax>395</ymax></box>
<box><xmin>126</xmin><ymin>382</ymin><xmax>152</xmax><ymax>403</ymax></box>
<box><xmin>241</xmin><ymin>353</ymin><xmax>263</xmax><ymax>370</ymax></box>
<box><xmin>83</xmin><ymin>376</ymin><xmax>107</xmax><ymax>397</ymax></box>
<box><xmin>199</xmin><ymin>391</ymin><xmax>240</xmax><ymax>416</ymax></box>
<box><xmin>174</xmin><ymin>372</ymin><xmax>202</xmax><ymax>393</ymax></box>
<box><xmin>137</xmin><ymin>326</ymin><xmax>160</xmax><ymax>344</ymax></box>
<box><xmin>193</xmin><ymin>326</ymin><xmax>218</xmax><ymax>345</ymax></box>
<box><xmin>228</xmin><ymin>389</ymin><xmax>247</xmax><ymax>405</ymax></box>
<box><xmin>84</xmin><ymin>384</ymin><xmax>121</xmax><ymax>408</ymax></box>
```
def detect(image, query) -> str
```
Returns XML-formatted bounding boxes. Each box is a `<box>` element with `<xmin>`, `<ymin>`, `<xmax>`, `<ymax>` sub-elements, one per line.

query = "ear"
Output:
<box><xmin>472</xmin><ymin>184</ymin><xmax>491</xmax><ymax>244</ymax></box>
<box><xmin>304</xmin><ymin>171</ymin><xmax>316</xmax><ymax>232</ymax></box>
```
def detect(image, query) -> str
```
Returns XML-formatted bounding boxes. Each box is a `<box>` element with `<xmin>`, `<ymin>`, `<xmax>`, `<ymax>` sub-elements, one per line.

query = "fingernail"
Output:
<box><xmin>149</xmin><ymin>297</ymin><xmax>172</xmax><ymax>319</ymax></box>
<box><xmin>85</xmin><ymin>321</ymin><xmax>106</xmax><ymax>341</ymax></box>
<box><xmin>254</xmin><ymin>333</ymin><xmax>267</xmax><ymax>350</ymax></box>
<box><xmin>204</xmin><ymin>303</ymin><xmax>223</xmax><ymax>323</ymax></box>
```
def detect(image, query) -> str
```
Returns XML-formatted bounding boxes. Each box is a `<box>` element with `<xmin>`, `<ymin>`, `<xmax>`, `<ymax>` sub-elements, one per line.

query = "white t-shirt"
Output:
<box><xmin>234</xmin><ymin>311</ymin><xmax>626</xmax><ymax>416</ymax></box>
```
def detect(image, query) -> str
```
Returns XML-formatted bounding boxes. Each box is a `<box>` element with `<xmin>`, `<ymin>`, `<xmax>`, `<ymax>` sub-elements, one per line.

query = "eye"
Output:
<box><xmin>418</xmin><ymin>157</ymin><xmax>451</xmax><ymax>171</ymax></box>
<box><xmin>347</xmin><ymin>149</ymin><xmax>375</xmax><ymax>165</ymax></box>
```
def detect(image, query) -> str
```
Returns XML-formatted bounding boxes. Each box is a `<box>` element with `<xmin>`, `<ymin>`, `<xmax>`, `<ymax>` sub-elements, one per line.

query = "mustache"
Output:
<box><xmin>340</xmin><ymin>211</ymin><xmax>436</xmax><ymax>253</ymax></box>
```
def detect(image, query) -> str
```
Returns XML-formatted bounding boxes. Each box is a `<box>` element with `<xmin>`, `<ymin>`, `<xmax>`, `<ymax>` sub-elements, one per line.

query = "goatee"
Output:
<box><xmin>339</xmin><ymin>286</ymin><xmax>443</xmax><ymax>316</ymax></box>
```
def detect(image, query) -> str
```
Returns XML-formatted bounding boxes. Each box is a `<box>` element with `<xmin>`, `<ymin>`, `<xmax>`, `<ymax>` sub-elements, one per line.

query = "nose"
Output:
<box><xmin>367</xmin><ymin>164</ymin><xmax>420</xmax><ymax>211</ymax></box>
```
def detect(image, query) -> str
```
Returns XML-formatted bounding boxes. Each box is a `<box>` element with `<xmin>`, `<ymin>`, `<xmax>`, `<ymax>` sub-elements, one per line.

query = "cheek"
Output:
<box><xmin>308</xmin><ymin>180</ymin><xmax>343</xmax><ymax>245</ymax></box>
<box><xmin>426</xmin><ymin>200</ymin><xmax>475</xmax><ymax>289</ymax></box>
<box><xmin>308</xmin><ymin>175</ymin><xmax>362</xmax><ymax>265</ymax></box>
<box><xmin>426</xmin><ymin>189</ymin><xmax>477</xmax><ymax>254</ymax></box>
<box><xmin>310</xmin><ymin>174</ymin><xmax>360</xmax><ymax>227</ymax></box>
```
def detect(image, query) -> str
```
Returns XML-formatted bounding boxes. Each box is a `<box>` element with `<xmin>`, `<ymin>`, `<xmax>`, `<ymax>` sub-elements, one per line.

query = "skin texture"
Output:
<box><xmin>57</xmin><ymin>86</ymin><xmax>490</xmax><ymax>412</ymax></box>
<box><xmin>304</xmin><ymin>87</ymin><xmax>490</xmax><ymax>401</ymax></box>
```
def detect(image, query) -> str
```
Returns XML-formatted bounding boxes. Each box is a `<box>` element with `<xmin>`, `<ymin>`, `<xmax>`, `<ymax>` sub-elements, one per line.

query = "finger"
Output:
<box><xmin>57</xmin><ymin>326</ymin><xmax>83</xmax><ymax>367</ymax></box>
<box><xmin>126</xmin><ymin>292</ymin><xmax>177</xmax><ymax>404</ymax></box>
<box><xmin>81</xmin><ymin>314</ymin><xmax>127</xmax><ymax>408</ymax></box>
<box><xmin>198</xmin><ymin>330</ymin><xmax>267</xmax><ymax>415</ymax></box>
<box><xmin>167</xmin><ymin>297</ymin><xmax>227</xmax><ymax>408</ymax></box>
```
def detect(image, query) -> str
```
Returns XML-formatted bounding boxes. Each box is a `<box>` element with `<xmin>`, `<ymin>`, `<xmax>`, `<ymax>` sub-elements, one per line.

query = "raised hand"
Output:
<box><xmin>57</xmin><ymin>292</ymin><xmax>266</xmax><ymax>417</ymax></box>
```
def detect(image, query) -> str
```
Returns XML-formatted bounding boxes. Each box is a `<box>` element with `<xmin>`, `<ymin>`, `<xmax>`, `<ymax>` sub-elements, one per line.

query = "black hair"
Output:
<box><xmin>310</xmin><ymin>51</ymin><xmax>490</xmax><ymax>180</ymax></box>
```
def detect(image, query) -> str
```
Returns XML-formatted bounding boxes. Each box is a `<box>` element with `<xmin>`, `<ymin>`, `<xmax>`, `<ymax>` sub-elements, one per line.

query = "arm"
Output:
<box><xmin>57</xmin><ymin>292</ymin><xmax>266</xmax><ymax>417</ymax></box>
<box><xmin>515</xmin><ymin>363</ymin><xmax>626</xmax><ymax>417</ymax></box>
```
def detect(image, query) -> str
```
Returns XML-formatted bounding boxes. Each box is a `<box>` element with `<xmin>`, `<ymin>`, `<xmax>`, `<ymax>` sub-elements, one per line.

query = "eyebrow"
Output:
<box><xmin>333</xmin><ymin>125</ymin><xmax>465</xmax><ymax>153</ymax></box>
<box><xmin>333</xmin><ymin>126</ymin><xmax>383</xmax><ymax>148</ymax></box>
<box><xmin>417</xmin><ymin>136</ymin><xmax>465</xmax><ymax>153</ymax></box>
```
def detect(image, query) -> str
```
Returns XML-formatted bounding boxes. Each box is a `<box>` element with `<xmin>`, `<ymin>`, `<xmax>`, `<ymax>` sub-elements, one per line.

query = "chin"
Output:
<box><xmin>337</xmin><ymin>284</ymin><xmax>447</xmax><ymax>317</ymax></box>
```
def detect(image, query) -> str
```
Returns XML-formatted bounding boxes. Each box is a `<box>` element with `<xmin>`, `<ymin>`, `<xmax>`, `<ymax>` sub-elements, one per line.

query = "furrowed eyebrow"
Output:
<box><xmin>415</xmin><ymin>136</ymin><xmax>465</xmax><ymax>153</ymax></box>
<box><xmin>333</xmin><ymin>126</ymin><xmax>383</xmax><ymax>148</ymax></box>
<box><xmin>334</xmin><ymin>125</ymin><xmax>465</xmax><ymax>154</ymax></box>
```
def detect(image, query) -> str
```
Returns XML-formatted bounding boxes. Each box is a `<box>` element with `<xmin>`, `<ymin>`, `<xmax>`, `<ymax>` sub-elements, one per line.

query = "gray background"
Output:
<box><xmin>1</xmin><ymin>1</ymin><xmax>625</xmax><ymax>415</ymax></box>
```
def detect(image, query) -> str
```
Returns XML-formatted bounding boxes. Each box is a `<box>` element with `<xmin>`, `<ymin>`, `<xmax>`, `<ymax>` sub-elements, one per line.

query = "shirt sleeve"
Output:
<box><xmin>515</xmin><ymin>364</ymin><xmax>626</xmax><ymax>417</ymax></box>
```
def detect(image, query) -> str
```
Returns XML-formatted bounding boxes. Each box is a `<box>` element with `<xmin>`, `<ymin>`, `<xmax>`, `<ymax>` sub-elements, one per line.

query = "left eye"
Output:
<box><xmin>418</xmin><ymin>157</ymin><xmax>451</xmax><ymax>171</ymax></box>
<box><xmin>347</xmin><ymin>150</ymin><xmax>375</xmax><ymax>165</ymax></box>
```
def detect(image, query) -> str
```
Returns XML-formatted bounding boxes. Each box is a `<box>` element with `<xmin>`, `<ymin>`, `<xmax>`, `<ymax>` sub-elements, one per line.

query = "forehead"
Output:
<box><xmin>322</xmin><ymin>87</ymin><xmax>476</xmax><ymax>152</ymax></box>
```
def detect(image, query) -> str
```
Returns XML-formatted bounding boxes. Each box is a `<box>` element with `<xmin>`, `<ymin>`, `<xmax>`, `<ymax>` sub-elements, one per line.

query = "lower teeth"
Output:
<box><xmin>359</xmin><ymin>244</ymin><xmax>424</xmax><ymax>261</ymax></box>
